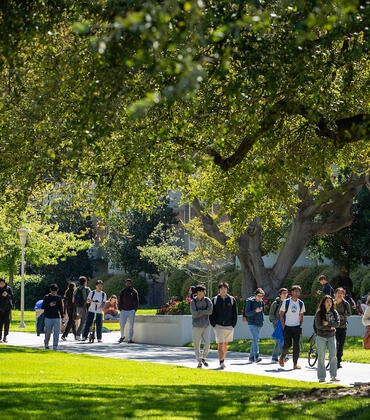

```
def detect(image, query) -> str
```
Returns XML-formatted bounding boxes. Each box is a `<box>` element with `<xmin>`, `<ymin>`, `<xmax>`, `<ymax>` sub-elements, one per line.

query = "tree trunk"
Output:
<box><xmin>192</xmin><ymin>175</ymin><xmax>366</xmax><ymax>299</ymax></box>
<box><xmin>8</xmin><ymin>266</ymin><xmax>15</xmax><ymax>287</ymax></box>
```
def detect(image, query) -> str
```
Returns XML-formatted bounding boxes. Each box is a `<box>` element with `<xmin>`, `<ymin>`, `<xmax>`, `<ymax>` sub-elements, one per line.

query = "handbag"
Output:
<box><xmin>363</xmin><ymin>325</ymin><xmax>370</xmax><ymax>350</ymax></box>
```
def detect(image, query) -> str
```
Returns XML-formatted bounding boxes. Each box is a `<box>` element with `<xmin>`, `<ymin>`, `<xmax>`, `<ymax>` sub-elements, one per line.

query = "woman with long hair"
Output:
<box><xmin>61</xmin><ymin>282</ymin><xmax>77</xmax><ymax>341</ymax></box>
<box><xmin>314</xmin><ymin>295</ymin><xmax>340</xmax><ymax>383</ymax></box>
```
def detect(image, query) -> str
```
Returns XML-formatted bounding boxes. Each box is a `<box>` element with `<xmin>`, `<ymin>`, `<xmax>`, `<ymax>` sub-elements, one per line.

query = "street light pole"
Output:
<box><xmin>18</xmin><ymin>228</ymin><xmax>29</xmax><ymax>328</ymax></box>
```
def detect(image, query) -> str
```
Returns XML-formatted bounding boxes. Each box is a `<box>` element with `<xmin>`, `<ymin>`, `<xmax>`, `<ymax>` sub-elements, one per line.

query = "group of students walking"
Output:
<box><xmin>190</xmin><ymin>278</ymin><xmax>370</xmax><ymax>383</ymax></box>
<box><xmin>40</xmin><ymin>277</ymin><xmax>139</xmax><ymax>350</ymax></box>
<box><xmin>1</xmin><ymin>272</ymin><xmax>369</xmax><ymax>383</ymax></box>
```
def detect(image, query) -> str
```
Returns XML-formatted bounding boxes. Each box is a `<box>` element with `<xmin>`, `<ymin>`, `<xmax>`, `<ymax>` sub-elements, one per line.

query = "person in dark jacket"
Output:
<box><xmin>314</xmin><ymin>295</ymin><xmax>340</xmax><ymax>383</ymax></box>
<box><xmin>118</xmin><ymin>279</ymin><xmax>139</xmax><ymax>344</ymax></box>
<box><xmin>243</xmin><ymin>288</ymin><xmax>265</xmax><ymax>362</ymax></box>
<box><xmin>61</xmin><ymin>282</ymin><xmax>77</xmax><ymax>341</ymax></box>
<box><xmin>317</xmin><ymin>274</ymin><xmax>334</xmax><ymax>296</ymax></box>
<box><xmin>73</xmin><ymin>276</ymin><xmax>91</xmax><ymax>340</ymax></box>
<box><xmin>41</xmin><ymin>283</ymin><xmax>64</xmax><ymax>350</ymax></box>
<box><xmin>209</xmin><ymin>282</ymin><xmax>237</xmax><ymax>369</ymax></box>
<box><xmin>0</xmin><ymin>278</ymin><xmax>14</xmax><ymax>343</ymax></box>
<box><xmin>334</xmin><ymin>287</ymin><xmax>351</xmax><ymax>368</ymax></box>
<box><xmin>269</xmin><ymin>288</ymin><xmax>288</xmax><ymax>362</ymax></box>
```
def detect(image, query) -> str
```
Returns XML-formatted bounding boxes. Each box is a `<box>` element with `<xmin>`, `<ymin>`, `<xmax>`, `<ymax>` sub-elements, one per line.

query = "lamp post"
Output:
<box><xmin>18</xmin><ymin>228</ymin><xmax>29</xmax><ymax>328</ymax></box>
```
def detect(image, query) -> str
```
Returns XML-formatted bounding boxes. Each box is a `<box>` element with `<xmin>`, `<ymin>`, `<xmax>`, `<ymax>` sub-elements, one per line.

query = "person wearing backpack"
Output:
<box><xmin>209</xmin><ymin>282</ymin><xmax>238</xmax><ymax>370</ymax></box>
<box><xmin>242</xmin><ymin>288</ymin><xmax>265</xmax><ymax>363</ymax></box>
<box><xmin>314</xmin><ymin>295</ymin><xmax>340</xmax><ymax>382</ymax></box>
<box><xmin>317</xmin><ymin>274</ymin><xmax>334</xmax><ymax>297</ymax></box>
<box><xmin>334</xmin><ymin>287</ymin><xmax>351</xmax><ymax>368</ymax></box>
<box><xmin>269</xmin><ymin>288</ymin><xmax>288</xmax><ymax>363</ymax></box>
<box><xmin>190</xmin><ymin>285</ymin><xmax>213</xmax><ymax>368</ymax></box>
<box><xmin>81</xmin><ymin>280</ymin><xmax>107</xmax><ymax>343</ymax></box>
<box><xmin>61</xmin><ymin>282</ymin><xmax>77</xmax><ymax>341</ymax></box>
<box><xmin>279</xmin><ymin>285</ymin><xmax>306</xmax><ymax>369</ymax></box>
<box><xmin>73</xmin><ymin>276</ymin><xmax>91</xmax><ymax>340</ymax></box>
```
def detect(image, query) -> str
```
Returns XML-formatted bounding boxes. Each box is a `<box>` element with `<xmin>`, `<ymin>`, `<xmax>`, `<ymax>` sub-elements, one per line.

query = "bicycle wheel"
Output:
<box><xmin>307</xmin><ymin>333</ymin><xmax>318</xmax><ymax>367</ymax></box>
<box><xmin>308</xmin><ymin>348</ymin><xmax>318</xmax><ymax>367</ymax></box>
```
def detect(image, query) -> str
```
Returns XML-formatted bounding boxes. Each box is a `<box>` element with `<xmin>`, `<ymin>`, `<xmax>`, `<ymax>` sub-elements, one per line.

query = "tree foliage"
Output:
<box><xmin>0</xmin><ymin>1</ymin><xmax>369</xmax><ymax>294</ymax></box>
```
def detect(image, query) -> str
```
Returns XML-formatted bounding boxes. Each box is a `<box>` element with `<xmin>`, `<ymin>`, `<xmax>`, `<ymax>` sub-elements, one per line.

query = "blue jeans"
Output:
<box><xmin>44</xmin><ymin>317</ymin><xmax>60</xmax><ymax>350</ymax></box>
<box><xmin>316</xmin><ymin>334</ymin><xmax>337</xmax><ymax>381</ymax></box>
<box><xmin>248</xmin><ymin>324</ymin><xmax>261</xmax><ymax>360</ymax></box>
<box><xmin>120</xmin><ymin>310</ymin><xmax>136</xmax><ymax>341</ymax></box>
<box><xmin>104</xmin><ymin>313</ymin><xmax>120</xmax><ymax>320</ymax></box>
<box><xmin>83</xmin><ymin>312</ymin><xmax>103</xmax><ymax>340</ymax></box>
<box><xmin>272</xmin><ymin>339</ymin><xmax>283</xmax><ymax>360</ymax></box>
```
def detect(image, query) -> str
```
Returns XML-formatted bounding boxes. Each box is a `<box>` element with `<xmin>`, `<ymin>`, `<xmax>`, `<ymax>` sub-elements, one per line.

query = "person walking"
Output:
<box><xmin>41</xmin><ymin>284</ymin><xmax>64</xmax><ymax>350</ymax></box>
<box><xmin>0</xmin><ymin>278</ymin><xmax>14</xmax><ymax>343</ymax></box>
<box><xmin>73</xmin><ymin>276</ymin><xmax>91</xmax><ymax>340</ymax></box>
<box><xmin>314</xmin><ymin>295</ymin><xmax>340</xmax><ymax>382</ymax></box>
<box><xmin>334</xmin><ymin>287</ymin><xmax>351</xmax><ymax>368</ymax></box>
<box><xmin>61</xmin><ymin>283</ymin><xmax>77</xmax><ymax>341</ymax></box>
<box><xmin>243</xmin><ymin>288</ymin><xmax>265</xmax><ymax>363</ymax></box>
<box><xmin>279</xmin><ymin>285</ymin><xmax>305</xmax><ymax>369</ymax></box>
<box><xmin>82</xmin><ymin>280</ymin><xmax>107</xmax><ymax>343</ymax></box>
<box><xmin>317</xmin><ymin>275</ymin><xmax>334</xmax><ymax>297</ymax></box>
<box><xmin>118</xmin><ymin>279</ymin><xmax>139</xmax><ymax>344</ymax></box>
<box><xmin>209</xmin><ymin>282</ymin><xmax>238</xmax><ymax>370</ymax></box>
<box><xmin>269</xmin><ymin>288</ymin><xmax>288</xmax><ymax>363</ymax></box>
<box><xmin>190</xmin><ymin>285</ymin><xmax>213</xmax><ymax>368</ymax></box>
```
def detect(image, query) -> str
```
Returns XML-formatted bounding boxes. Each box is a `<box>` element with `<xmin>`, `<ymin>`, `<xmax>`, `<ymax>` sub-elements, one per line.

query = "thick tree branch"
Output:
<box><xmin>191</xmin><ymin>197</ymin><xmax>228</xmax><ymax>246</ymax></box>
<box><xmin>317</xmin><ymin>114</ymin><xmax>370</xmax><ymax>146</ymax></box>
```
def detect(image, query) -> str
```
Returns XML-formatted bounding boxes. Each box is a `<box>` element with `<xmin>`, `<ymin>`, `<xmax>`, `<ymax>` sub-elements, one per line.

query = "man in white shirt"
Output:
<box><xmin>279</xmin><ymin>285</ymin><xmax>305</xmax><ymax>369</ymax></box>
<box><xmin>81</xmin><ymin>280</ymin><xmax>107</xmax><ymax>343</ymax></box>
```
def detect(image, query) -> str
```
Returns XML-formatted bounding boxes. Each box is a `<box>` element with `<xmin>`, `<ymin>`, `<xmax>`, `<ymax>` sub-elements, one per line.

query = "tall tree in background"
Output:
<box><xmin>103</xmin><ymin>202</ymin><xmax>178</xmax><ymax>276</ymax></box>
<box><xmin>308</xmin><ymin>186</ymin><xmax>370</xmax><ymax>274</ymax></box>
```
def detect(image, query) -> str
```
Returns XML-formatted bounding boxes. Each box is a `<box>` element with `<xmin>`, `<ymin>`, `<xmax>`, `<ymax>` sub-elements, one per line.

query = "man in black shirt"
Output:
<box><xmin>41</xmin><ymin>284</ymin><xmax>64</xmax><ymax>350</ymax></box>
<box><xmin>210</xmin><ymin>282</ymin><xmax>238</xmax><ymax>369</ymax></box>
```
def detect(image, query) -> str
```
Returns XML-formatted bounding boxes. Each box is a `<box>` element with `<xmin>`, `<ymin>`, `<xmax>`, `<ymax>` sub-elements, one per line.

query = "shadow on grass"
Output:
<box><xmin>0</xmin><ymin>382</ymin><xmax>304</xmax><ymax>419</ymax></box>
<box><xmin>1</xmin><ymin>348</ymin><xmax>368</xmax><ymax>419</ymax></box>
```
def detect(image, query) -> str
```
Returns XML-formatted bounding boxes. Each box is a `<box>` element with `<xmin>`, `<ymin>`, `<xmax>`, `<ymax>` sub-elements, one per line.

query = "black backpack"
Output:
<box><xmin>74</xmin><ymin>287</ymin><xmax>86</xmax><ymax>307</ymax></box>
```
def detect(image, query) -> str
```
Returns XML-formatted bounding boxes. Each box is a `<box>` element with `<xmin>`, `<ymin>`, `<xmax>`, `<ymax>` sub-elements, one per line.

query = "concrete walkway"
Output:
<box><xmin>3</xmin><ymin>331</ymin><xmax>369</xmax><ymax>387</ymax></box>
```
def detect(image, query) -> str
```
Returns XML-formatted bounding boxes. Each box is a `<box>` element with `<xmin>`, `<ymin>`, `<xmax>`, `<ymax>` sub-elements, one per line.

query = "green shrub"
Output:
<box><xmin>167</xmin><ymin>270</ymin><xmax>189</xmax><ymax>299</ymax></box>
<box><xmin>11</xmin><ymin>275</ymin><xmax>50</xmax><ymax>310</ymax></box>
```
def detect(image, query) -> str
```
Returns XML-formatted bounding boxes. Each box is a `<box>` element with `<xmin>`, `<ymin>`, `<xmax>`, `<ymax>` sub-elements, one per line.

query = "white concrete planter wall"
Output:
<box><xmin>133</xmin><ymin>315</ymin><xmax>365</xmax><ymax>346</ymax></box>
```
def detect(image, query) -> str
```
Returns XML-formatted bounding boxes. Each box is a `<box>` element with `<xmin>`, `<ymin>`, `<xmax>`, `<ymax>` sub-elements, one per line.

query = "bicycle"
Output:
<box><xmin>307</xmin><ymin>333</ymin><xmax>330</xmax><ymax>368</ymax></box>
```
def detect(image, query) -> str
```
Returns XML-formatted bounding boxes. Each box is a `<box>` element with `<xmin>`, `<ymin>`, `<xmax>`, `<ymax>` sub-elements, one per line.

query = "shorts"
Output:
<box><xmin>214</xmin><ymin>325</ymin><xmax>234</xmax><ymax>344</ymax></box>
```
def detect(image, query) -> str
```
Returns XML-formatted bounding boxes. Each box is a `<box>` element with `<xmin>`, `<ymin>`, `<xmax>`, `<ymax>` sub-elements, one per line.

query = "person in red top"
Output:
<box><xmin>104</xmin><ymin>295</ymin><xmax>120</xmax><ymax>320</ymax></box>
<box><xmin>118</xmin><ymin>279</ymin><xmax>139</xmax><ymax>343</ymax></box>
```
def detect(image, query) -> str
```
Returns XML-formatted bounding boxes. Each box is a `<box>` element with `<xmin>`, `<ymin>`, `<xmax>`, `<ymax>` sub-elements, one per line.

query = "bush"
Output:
<box><xmin>11</xmin><ymin>275</ymin><xmax>50</xmax><ymax>310</ymax></box>
<box><xmin>157</xmin><ymin>297</ymin><xmax>192</xmax><ymax>315</ymax></box>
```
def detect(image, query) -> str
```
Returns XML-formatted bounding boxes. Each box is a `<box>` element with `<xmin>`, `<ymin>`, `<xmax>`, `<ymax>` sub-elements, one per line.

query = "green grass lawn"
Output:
<box><xmin>0</xmin><ymin>346</ymin><xmax>369</xmax><ymax>420</ymax></box>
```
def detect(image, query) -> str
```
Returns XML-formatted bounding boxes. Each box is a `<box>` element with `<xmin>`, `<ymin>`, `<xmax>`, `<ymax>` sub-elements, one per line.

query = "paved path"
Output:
<box><xmin>3</xmin><ymin>331</ymin><xmax>370</xmax><ymax>387</ymax></box>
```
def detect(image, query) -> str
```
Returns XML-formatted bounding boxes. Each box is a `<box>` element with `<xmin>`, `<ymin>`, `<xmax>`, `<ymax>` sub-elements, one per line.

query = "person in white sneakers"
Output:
<box><xmin>314</xmin><ymin>295</ymin><xmax>340</xmax><ymax>383</ymax></box>
<box><xmin>190</xmin><ymin>285</ymin><xmax>213</xmax><ymax>368</ymax></box>
<box><xmin>81</xmin><ymin>280</ymin><xmax>107</xmax><ymax>343</ymax></box>
<box><xmin>209</xmin><ymin>282</ymin><xmax>238</xmax><ymax>370</ymax></box>
<box><xmin>279</xmin><ymin>285</ymin><xmax>305</xmax><ymax>369</ymax></box>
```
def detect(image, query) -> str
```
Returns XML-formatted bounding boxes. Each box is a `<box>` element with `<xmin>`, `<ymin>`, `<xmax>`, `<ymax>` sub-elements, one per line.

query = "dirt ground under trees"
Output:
<box><xmin>271</xmin><ymin>383</ymin><xmax>370</xmax><ymax>402</ymax></box>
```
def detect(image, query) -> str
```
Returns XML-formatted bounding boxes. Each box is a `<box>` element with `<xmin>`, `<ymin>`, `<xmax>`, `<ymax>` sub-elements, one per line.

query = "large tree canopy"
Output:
<box><xmin>0</xmin><ymin>1</ymin><xmax>369</xmax><ymax>295</ymax></box>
